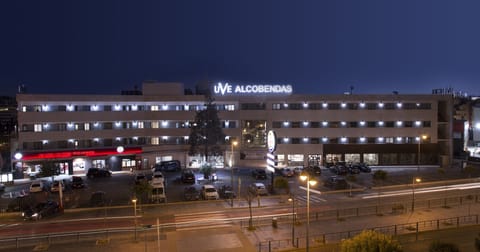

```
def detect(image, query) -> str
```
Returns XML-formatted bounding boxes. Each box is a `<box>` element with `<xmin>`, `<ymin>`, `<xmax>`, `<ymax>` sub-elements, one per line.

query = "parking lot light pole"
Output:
<box><xmin>230</xmin><ymin>140</ymin><xmax>238</xmax><ymax>207</ymax></box>
<box><xmin>132</xmin><ymin>197</ymin><xmax>137</xmax><ymax>240</ymax></box>
<box><xmin>288</xmin><ymin>195</ymin><xmax>296</xmax><ymax>246</ymax></box>
<box><xmin>300</xmin><ymin>174</ymin><xmax>317</xmax><ymax>252</ymax></box>
<box><xmin>417</xmin><ymin>134</ymin><xmax>427</xmax><ymax>172</ymax></box>
<box><xmin>411</xmin><ymin>177</ymin><xmax>421</xmax><ymax>212</ymax></box>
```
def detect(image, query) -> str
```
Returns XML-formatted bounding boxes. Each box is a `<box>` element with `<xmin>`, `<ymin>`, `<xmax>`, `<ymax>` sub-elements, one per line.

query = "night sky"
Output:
<box><xmin>1</xmin><ymin>1</ymin><xmax>480</xmax><ymax>96</ymax></box>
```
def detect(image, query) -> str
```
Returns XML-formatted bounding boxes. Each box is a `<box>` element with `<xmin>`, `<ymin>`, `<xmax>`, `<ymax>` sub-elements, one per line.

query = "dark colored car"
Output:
<box><xmin>87</xmin><ymin>168</ymin><xmax>112</xmax><ymax>178</ymax></box>
<box><xmin>22</xmin><ymin>201</ymin><xmax>60</xmax><ymax>220</ymax></box>
<box><xmin>357</xmin><ymin>163</ymin><xmax>372</xmax><ymax>173</ymax></box>
<box><xmin>252</xmin><ymin>169</ymin><xmax>267</xmax><ymax>180</ymax></box>
<box><xmin>307</xmin><ymin>166</ymin><xmax>322</xmax><ymax>176</ymax></box>
<box><xmin>7</xmin><ymin>195</ymin><xmax>35</xmax><ymax>212</ymax></box>
<box><xmin>154</xmin><ymin>160</ymin><xmax>181</xmax><ymax>172</ymax></box>
<box><xmin>348</xmin><ymin>165</ymin><xmax>361</xmax><ymax>174</ymax></box>
<box><xmin>219</xmin><ymin>185</ymin><xmax>236</xmax><ymax>199</ymax></box>
<box><xmin>181</xmin><ymin>170</ymin><xmax>195</xmax><ymax>183</ymax></box>
<box><xmin>184</xmin><ymin>186</ymin><xmax>200</xmax><ymax>201</ymax></box>
<box><xmin>90</xmin><ymin>191</ymin><xmax>107</xmax><ymax>207</ymax></box>
<box><xmin>72</xmin><ymin>176</ymin><xmax>85</xmax><ymax>189</ymax></box>
<box><xmin>324</xmin><ymin>176</ymin><xmax>348</xmax><ymax>190</ymax></box>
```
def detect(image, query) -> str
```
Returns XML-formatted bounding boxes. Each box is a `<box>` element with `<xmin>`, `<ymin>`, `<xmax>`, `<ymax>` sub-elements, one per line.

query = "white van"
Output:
<box><xmin>249</xmin><ymin>182</ymin><xmax>268</xmax><ymax>196</ymax></box>
<box><xmin>150</xmin><ymin>181</ymin><xmax>166</xmax><ymax>203</ymax></box>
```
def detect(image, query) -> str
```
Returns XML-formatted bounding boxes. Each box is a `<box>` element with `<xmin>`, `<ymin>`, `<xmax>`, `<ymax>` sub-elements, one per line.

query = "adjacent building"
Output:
<box><xmin>13</xmin><ymin>82</ymin><xmax>454</xmax><ymax>178</ymax></box>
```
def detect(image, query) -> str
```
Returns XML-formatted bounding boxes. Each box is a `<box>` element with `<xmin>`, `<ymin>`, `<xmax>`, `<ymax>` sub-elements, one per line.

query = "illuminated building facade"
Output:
<box><xmin>14</xmin><ymin>82</ymin><xmax>453</xmax><ymax>177</ymax></box>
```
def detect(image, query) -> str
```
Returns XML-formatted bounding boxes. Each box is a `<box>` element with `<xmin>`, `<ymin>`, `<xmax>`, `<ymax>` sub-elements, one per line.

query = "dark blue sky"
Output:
<box><xmin>1</xmin><ymin>1</ymin><xmax>479</xmax><ymax>96</ymax></box>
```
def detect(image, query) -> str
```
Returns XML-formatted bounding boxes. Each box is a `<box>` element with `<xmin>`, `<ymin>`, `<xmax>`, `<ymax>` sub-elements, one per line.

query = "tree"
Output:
<box><xmin>132</xmin><ymin>181</ymin><xmax>153</xmax><ymax>204</ymax></box>
<box><xmin>188</xmin><ymin>94</ymin><xmax>226</xmax><ymax>165</ymax></box>
<box><xmin>274</xmin><ymin>177</ymin><xmax>290</xmax><ymax>194</ymax></box>
<box><xmin>340</xmin><ymin>230</ymin><xmax>402</xmax><ymax>252</ymax></box>
<box><xmin>37</xmin><ymin>161</ymin><xmax>59</xmax><ymax>181</ymax></box>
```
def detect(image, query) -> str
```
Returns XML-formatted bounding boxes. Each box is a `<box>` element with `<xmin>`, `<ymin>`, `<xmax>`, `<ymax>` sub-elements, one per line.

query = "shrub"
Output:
<box><xmin>340</xmin><ymin>230</ymin><xmax>402</xmax><ymax>252</ymax></box>
<box><xmin>428</xmin><ymin>241</ymin><xmax>459</xmax><ymax>252</ymax></box>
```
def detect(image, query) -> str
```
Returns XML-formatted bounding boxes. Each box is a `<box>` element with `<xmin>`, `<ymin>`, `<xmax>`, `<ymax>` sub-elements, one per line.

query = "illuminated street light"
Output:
<box><xmin>417</xmin><ymin>135</ymin><xmax>427</xmax><ymax>172</ymax></box>
<box><xmin>230</xmin><ymin>140</ymin><xmax>238</xmax><ymax>207</ymax></box>
<box><xmin>411</xmin><ymin>177</ymin><xmax>421</xmax><ymax>212</ymax></box>
<box><xmin>299</xmin><ymin>173</ymin><xmax>317</xmax><ymax>252</ymax></box>
<box><xmin>132</xmin><ymin>197</ymin><xmax>137</xmax><ymax>240</ymax></box>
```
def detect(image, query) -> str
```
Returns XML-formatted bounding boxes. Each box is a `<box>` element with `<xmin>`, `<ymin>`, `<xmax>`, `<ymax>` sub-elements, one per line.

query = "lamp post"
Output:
<box><xmin>417</xmin><ymin>135</ymin><xmax>427</xmax><ymax>172</ymax></box>
<box><xmin>288</xmin><ymin>195</ymin><xmax>296</xmax><ymax>246</ymax></box>
<box><xmin>411</xmin><ymin>177</ymin><xmax>421</xmax><ymax>212</ymax></box>
<box><xmin>230</xmin><ymin>140</ymin><xmax>238</xmax><ymax>207</ymax></box>
<box><xmin>132</xmin><ymin>197</ymin><xmax>137</xmax><ymax>240</ymax></box>
<box><xmin>300</xmin><ymin>174</ymin><xmax>317</xmax><ymax>252</ymax></box>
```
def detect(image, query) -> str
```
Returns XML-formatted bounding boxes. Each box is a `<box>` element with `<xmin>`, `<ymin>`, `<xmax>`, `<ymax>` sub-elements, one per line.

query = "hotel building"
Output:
<box><xmin>13</xmin><ymin>82</ymin><xmax>453</xmax><ymax>177</ymax></box>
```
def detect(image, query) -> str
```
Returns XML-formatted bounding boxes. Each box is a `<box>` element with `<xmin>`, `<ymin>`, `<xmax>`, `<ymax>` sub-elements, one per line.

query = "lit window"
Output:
<box><xmin>115</xmin><ymin>121</ymin><xmax>121</xmax><ymax>127</ymax></box>
<box><xmin>378</xmin><ymin>121</ymin><xmax>384</xmax><ymax>126</ymax></box>
<box><xmin>184</xmin><ymin>105</ymin><xmax>190</xmax><ymax>110</ymax></box>
<box><xmin>225</xmin><ymin>121</ymin><xmax>230</xmax><ymax>127</ymax></box>
<box><xmin>322</xmin><ymin>121</ymin><xmax>328</xmax><ymax>127</ymax></box>
<box><xmin>359</xmin><ymin>121</ymin><xmax>366</xmax><ymax>126</ymax></box>
<box><xmin>283</xmin><ymin>103</ymin><xmax>289</xmax><ymax>108</ymax></box>
<box><xmin>138</xmin><ymin>122</ymin><xmax>144</xmax><ymax>128</ymax></box>
<box><xmin>378</xmin><ymin>102</ymin><xmax>384</xmax><ymax>108</ymax></box>
<box><xmin>152</xmin><ymin>121</ymin><xmax>159</xmax><ymax>128</ymax></box>
<box><xmin>42</xmin><ymin>140</ymin><xmax>48</xmax><ymax>145</ymax></box>
<box><xmin>322</xmin><ymin>102</ymin><xmax>328</xmax><ymax>108</ymax></box>
<box><xmin>283</xmin><ymin>121</ymin><xmax>290</xmax><ymax>127</ymax></box>
<box><xmin>341</xmin><ymin>102</ymin><xmax>347</xmax><ymax>108</ymax></box>
<box><xmin>114</xmin><ymin>104</ymin><xmax>122</xmax><ymax>111</ymax></box>
<box><xmin>415</xmin><ymin>136</ymin><xmax>420</xmax><ymax>142</ymax></box>
<box><xmin>359</xmin><ymin>137</ymin><xmax>366</xmax><ymax>143</ymax></box>
<box><xmin>397</xmin><ymin>102</ymin><xmax>403</xmax><ymax>108</ymax></box>
<box><xmin>22</xmin><ymin>106</ymin><xmax>27</xmax><ymax>112</ymax></box>
<box><xmin>162</xmin><ymin>105</ymin><xmax>168</xmax><ymax>110</ymax></box>
<box><xmin>93</xmin><ymin>138</ymin><xmax>99</xmax><ymax>142</ymax></box>
<box><xmin>475</xmin><ymin>122</ymin><xmax>480</xmax><ymax>129</ymax></box>
<box><xmin>341</xmin><ymin>121</ymin><xmax>347</xmax><ymax>126</ymax></box>
<box><xmin>359</xmin><ymin>102</ymin><xmax>366</xmax><ymax>108</ymax></box>
<box><xmin>303</xmin><ymin>103</ymin><xmax>309</xmax><ymax>108</ymax></box>
<box><xmin>43</xmin><ymin>123</ymin><xmax>49</xmax><ymax>129</ymax></box>
<box><xmin>67</xmin><ymin>105</ymin><xmax>74</xmax><ymax>111</ymax></box>
<box><xmin>283</xmin><ymin>138</ymin><xmax>289</xmax><ymax>143</ymax></box>
<box><xmin>151</xmin><ymin>105</ymin><xmax>159</xmax><ymax>111</ymax></box>
<box><xmin>303</xmin><ymin>137</ymin><xmax>309</xmax><ymax>142</ymax></box>
<box><xmin>84</xmin><ymin>123</ymin><xmax>90</xmax><ymax>131</ymax></box>
<box><xmin>415</xmin><ymin>121</ymin><xmax>422</xmax><ymax>127</ymax></box>
<box><xmin>378</xmin><ymin>137</ymin><xmax>384</xmax><ymax>142</ymax></box>
<box><xmin>340</xmin><ymin>137</ymin><xmax>348</xmax><ymax>143</ymax></box>
<box><xmin>162</xmin><ymin>136</ymin><xmax>168</xmax><ymax>140</ymax></box>
<box><xmin>94</xmin><ymin>122</ymin><xmax>99</xmax><ymax>127</ymax></box>
<box><xmin>91</xmin><ymin>105</ymin><xmax>98</xmax><ymax>111</ymax></box>
<box><xmin>116</xmin><ymin>137</ymin><xmax>121</xmax><ymax>141</ymax></box>
<box><xmin>67</xmin><ymin>123</ymin><xmax>74</xmax><ymax>128</ymax></box>
<box><xmin>303</xmin><ymin>121</ymin><xmax>309</xmax><ymax>126</ymax></box>
<box><xmin>131</xmin><ymin>105</ymin><xmax>138</xmax><ymax>111</ymax></box>
<box><xmin>151</xmin><ymin>137</ymin><xmax>159</xmax><ymax>145</ymax></box>
<box><xmin>42</xmin><ymin>105</ymin><xmax>49</xmax><ymax>111</ymax></box>
<box><xmin>133</xmin><ymin>136</ymin><xmax>138</xmax><ymax>141</ymax></box>
<box><xmin>322</xmin><ymin>137</ymin><xmax>328</xmax><ymax>142</ymax></box>
<box><xmin>396</xmin><ymin>121</ymin><xmax>403</xmax><ymax>126</ymax></box>
<box><xmin>68</xmin><ymin>139</ymin><xmax>74</xmax><ymax>143</ymax></box>
<box><xmin>396</xmin><ymin>137</ymin><xmax>403</xmax><ymax>142</ymax></box>
<box><xmin>184</xmin><ymin>136</ymin><xmax>189</xmax><ymax>140</ymax></box>
<box><xmin>162</xmin><ymin>121</ymin><xmax>168</xmax><ymax>127</ymax></box>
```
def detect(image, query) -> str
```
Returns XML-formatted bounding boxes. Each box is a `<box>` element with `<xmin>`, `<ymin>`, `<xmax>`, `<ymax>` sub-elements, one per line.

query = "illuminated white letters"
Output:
<box><xmin>213</xmin><ymin>82</ymin><xmax>293</xmax><ymax>95</ymax></box>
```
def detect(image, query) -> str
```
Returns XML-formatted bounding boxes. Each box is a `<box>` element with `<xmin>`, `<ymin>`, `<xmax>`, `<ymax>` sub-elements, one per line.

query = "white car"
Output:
<box><xmin>151</xmin><ymin>171</ymin><xmax>165</xmax><ymax>184</ymax></box>
<box><xmin>201</xmin><ymin>185</ymin><xmax>219</xmax><ymax>200</ymax></box>
<box><xmin>249</xmin><ymin>182</ymin><xmax>268</xmax><ymax>196</ymax></box>
<box><xmin>30</xmin><ymin>181</ymin><xmax>44</xmax><ymax>193</ymax></box>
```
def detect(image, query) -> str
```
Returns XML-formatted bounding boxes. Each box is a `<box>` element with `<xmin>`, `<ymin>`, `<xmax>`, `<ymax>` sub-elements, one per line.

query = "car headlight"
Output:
<box><xmin>32</xmin><ymin>213</ymin><xmax>38</xmax><ymax>218</ymax></box>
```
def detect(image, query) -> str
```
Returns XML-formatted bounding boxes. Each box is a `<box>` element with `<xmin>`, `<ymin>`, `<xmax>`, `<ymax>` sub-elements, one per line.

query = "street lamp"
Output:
<box><xmin>230</xmin><ymin>140</ymin><xmax>238</xmax><ymax>207</ymax></box>
<box><xmin>288</xmin><ymin>195</ymin><xmax>296</xmax><ymax>246</ymax></box>
<box><xmin>417</xmin><ymin>135</ymin><xmax>427</xmax><ymax>172</ymax></box>
<box><xmin>132</xmin><ymin>197</ymin><xmax>137</xmax><ymax>240</ymax></box>
<box><xmin>299</xmin><ymin>173</ymin><xmax>317</xmax><ymax>252</ymax></box>
<box><xmin>411</xmin><ymin>177</ymin><xmax>421</xmax><ymax>212</ymax></box>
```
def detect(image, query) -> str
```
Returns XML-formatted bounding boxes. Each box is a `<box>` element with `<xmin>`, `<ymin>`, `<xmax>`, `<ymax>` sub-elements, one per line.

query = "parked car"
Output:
<box><xmin>50</xmin><ymin>180</ymin><xmax>65</xmax><ymax>193</ymax></box>
<box><xmin>29</xmin><ymin>180</ymin><xmax>44</xmax><ymax>193</ymax></box>
<box><xmin>249</xmin><ymin>182</ymin><xmax>268</xmax><ymax>196</ymax></box>
<box><xmin>87</xmin><ymin>168</ymin><xmax>112</xmax><ymax>178</ymax></box>
<box><xmin>71</xmin><ymin>176</ymin><xmax>85</xmax><ymax>189</ymax></box>
<box><xmin>134</xmin><ymin>173</ymin><xmax>147</xmax><ymax>184</ymax></box>
<box><xmin>306</xmin><ymin>166</ymin><xmax>322</xmax><ymax>176</ymax></box>
<box><xmin>180</xmin><ymin>170</ymin><xmax>195</xmax><ymax>184</ymax></box>
<box><xmin>357</xmin><ymin>163</ymin><xmax>372</xmax><ymax>173</ymax></box>
<box><xmin>201</xmin><ymin>184</ymin><xmax>219</xmax><ymax>200</ymax></box>
<box><xmin>281</xmin><ymin>168</ymin><xmax>294</xmax><ymax>177</ymax></box>
<box><xmin>347</xmin><ymin>165</ymin><xmax>361</xmax><ymax>174</ymax></box>
<box><xmin>152</xmin><ymin>171</ymin><xmax>165</xmax><ymax>184</ymax></box>
<box><xmin>153</xmin><ymin>160</ymin><xmax>181</xmax><ymax>172</ymax></box>
<box><xmin>324</xmin><ymin>176</ymin><xmax>348</xmax><ymax>190</ymax></box>
<box><xmin>293</xmin><ymin>167</ymin><xmax>304</xmax><ymax>176</ymax></box>
<box><xmin>90</xmin><ymin>191</ymin><xmax>107</xmax><ymax>207</ymax></box>
<box><xmin>219</xmin><ymin>185</ymin><xmax>236</xmax><ymax>199</ymax></box>
<box><xmin>252</xmin><ymin>169</ymin><xmax>267</xmax><ymax>180</ymax></box>
<box><xmin>184</xmin><ymin>186</ymin><xmax>200</xmax><ymax>201</ymax></box>
<box><xmin>22</xmin><ymin>201</ymin><xmax>60</xmax><ymax>220</ymax></box>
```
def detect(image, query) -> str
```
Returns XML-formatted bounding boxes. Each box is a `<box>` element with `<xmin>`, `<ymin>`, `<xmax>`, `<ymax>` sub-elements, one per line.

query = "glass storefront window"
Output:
<box><xmin>363</xmin><ymin>153</ymin><xmax>378</xmax><ymax>165</ymax></box>
<box><xmin>345</xmin><ymin>154</ymin><xmax>360</xmax><ymax>163</ymax></box>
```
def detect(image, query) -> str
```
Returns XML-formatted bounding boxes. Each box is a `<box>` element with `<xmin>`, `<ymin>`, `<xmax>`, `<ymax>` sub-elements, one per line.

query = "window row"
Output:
<box><xmin>278</xmin><ymin>136</ymin><xmax>429</xmax><ymax>144</ymax></box>
<box><xmin>272</xmin><ymin>120</ymin><xmax>431</xmax><ymax>128</ymax></box>
<box><xmin>24</xmin><ymin>120</ymin><xmax>238</xmax><ymax>132</ymax></box>
<box><xmin>272</xmin><ymin>102</ymin><xmax>431</xmax><ymax>110</ymax></box>
<box><xmin>22</xmin><ymin>103</ymin><xmax>236</xmax><ymax>112</ymax></box>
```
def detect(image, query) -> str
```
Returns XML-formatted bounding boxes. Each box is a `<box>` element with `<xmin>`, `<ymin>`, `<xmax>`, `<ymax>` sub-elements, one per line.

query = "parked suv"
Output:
<box><xmin>181</xmin><ymin>170</ymin><xmax>195</xmax><ymax>184</ymax></box>
<box><xmin>251</xmin><ymin>169</ymin><xmax>267</xmax><ymax>180</ymax></box>
<box><xmin>86</xmin><ymin>168</ymin><xmax>112</xmax><ymax>178</ymax></box>
<box><xmin>324</xmin><ymin>176</ymin><xmax>348</xmax><ymax>190</ymax></box>
<box><xmin>201</xmin><ymin>185</ymin><xmax>219</xmax><ymax>200</ymax></box>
